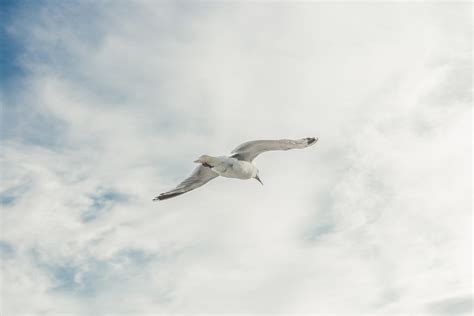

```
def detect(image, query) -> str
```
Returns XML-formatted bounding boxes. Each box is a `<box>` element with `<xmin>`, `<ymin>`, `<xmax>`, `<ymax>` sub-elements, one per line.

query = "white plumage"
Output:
<box><xmin>154</xmin><ymin>137</ymin><xmax>318</xmax><ymax>201</ymax></box>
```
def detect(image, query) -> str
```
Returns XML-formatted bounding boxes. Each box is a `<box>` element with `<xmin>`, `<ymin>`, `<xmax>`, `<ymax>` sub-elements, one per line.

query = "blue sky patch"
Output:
<box><xmin>31</xmin><ymin>247</ymin><xmax>154</xmax><ymax>296</ymax></box>
<box><xmin>80</xmin><ymin>190</ymin><xmax>128</xmax><ymax>223</ymax></box>
<box><xmin>0</xmin><ymin>241</ymin><xmax>15</xmax><ymax>259</ymax></box>
<box><xmin>0</xmin><ymin>0</ymin><xmax>26</xmax><ymax>83</ymax></box>
<box><xmin>0</xmin><ymin>183</ymin><xmax>30</xmax><ymax>207</ymax></box>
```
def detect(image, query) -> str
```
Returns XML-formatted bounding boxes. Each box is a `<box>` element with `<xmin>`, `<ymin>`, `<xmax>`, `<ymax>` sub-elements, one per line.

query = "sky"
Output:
<box><xmin>0</xmin><ymin>1</ymin><xmax>472</xmax><ymax>315</ymax></box>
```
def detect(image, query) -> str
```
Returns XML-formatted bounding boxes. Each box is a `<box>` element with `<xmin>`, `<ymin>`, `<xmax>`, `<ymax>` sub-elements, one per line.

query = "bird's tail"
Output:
<box><xmin>193</xmin><ymin>155</ymin><xmax>219</xmax><ymax>167</ymax></box>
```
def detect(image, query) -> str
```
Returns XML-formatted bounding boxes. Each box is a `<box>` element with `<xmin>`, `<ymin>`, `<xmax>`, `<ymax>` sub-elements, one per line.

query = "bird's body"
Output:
<box><xmin>203</xmin><ymin>156</ymin><xmax>257</xmax><ymax>179</ymax></box>
<box><xmin>154</xmin><ymin>137</ymin><xmax>318</xmax><ymax>200</ymax></box>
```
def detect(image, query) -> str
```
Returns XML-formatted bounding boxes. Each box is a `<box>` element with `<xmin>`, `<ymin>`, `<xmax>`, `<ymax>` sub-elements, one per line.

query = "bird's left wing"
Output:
<box><xmin>154</xmin><ymin>165</ymin><xmax>219</xmax><ymax>201</ymax></box>
<box><xmin>230</xmin><ymin>137</ymin><xmax>318</xmax><ymax>162</ymax></box>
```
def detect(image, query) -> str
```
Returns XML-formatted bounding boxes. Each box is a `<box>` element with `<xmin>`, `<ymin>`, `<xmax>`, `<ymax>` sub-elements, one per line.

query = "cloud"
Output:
<box><xmin>1</xmin><ymin>2</ymin><xmax>471</xmax><ymax>314</ymax></box>
<box><xmin>426</xmin><ymin>295</ymin><xmax>473</xmax><ymax>315</ymax></box>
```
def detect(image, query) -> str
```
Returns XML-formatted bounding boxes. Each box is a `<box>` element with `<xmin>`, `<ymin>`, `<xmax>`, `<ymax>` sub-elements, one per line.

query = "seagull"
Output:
<box><xmin>153</xmin><ymin>137</ymin><xmax>318</xmax><ymax>201</ymax></box>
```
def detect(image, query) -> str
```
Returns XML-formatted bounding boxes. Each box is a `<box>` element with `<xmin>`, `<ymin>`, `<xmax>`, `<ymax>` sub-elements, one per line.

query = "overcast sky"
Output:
<box><xmin>0</xmin><ymin>1</ymin><xmax>472</xmax><ymax>315</ymax></box>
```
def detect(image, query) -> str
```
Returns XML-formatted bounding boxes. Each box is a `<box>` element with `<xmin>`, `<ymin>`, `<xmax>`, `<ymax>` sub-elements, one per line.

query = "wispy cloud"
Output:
<box><xmin>1</xmin><ymin>2</ymin><xmax>471</xmax><ymax>314</ymax></box>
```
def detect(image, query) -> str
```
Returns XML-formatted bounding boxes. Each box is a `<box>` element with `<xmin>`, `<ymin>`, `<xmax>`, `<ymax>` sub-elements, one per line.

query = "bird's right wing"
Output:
<box><xmin>154</xmin><ymin>165</ymin><xmax>219</xmax><ymax>201</ymax></box>
<box><xmin>230</xmin><ymin>137</ymin><xmax>318</xmax><ymax>162</ymax></box>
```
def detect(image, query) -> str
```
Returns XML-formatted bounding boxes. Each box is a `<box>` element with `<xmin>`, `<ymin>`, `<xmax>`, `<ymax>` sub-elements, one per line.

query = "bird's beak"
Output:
<box><xmin>255</xmin><ymin>175</ymin><xmax>263</xmax><ymax>185</ymax></box>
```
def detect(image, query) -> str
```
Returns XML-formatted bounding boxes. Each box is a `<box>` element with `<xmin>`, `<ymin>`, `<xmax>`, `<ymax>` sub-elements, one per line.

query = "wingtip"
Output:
<box><xmin>307</xmin><ymin>137</ymin><xmax>318</xmax><ymax>145</ymax></box>
<box><xmin>153</xmin><ymin>194</ymin><xmax>167</xmax><ymax>201</ymax></box>
<box><xmin>153</xmin><ymin>191</ymin><xmax>185</xmax><ymax>201</ymax></box>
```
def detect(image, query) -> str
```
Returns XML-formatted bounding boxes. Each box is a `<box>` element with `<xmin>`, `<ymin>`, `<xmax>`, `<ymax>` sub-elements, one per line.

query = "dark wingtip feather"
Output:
<box><xmin>153</xmin><ymin>191</ymin><xmax>185</xmax><ymax>201</ymax></box>
<box><xmin>307</xmin><ymin>137</ymin><xmax>318</xmax><ymax>145</ymax></box>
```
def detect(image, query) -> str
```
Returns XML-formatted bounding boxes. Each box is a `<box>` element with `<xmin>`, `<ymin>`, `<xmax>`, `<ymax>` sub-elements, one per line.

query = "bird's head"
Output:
<box><xmin>254</xmin><ymin>169</ymin><xmax>263</xmax><ymax>185</ymax></box>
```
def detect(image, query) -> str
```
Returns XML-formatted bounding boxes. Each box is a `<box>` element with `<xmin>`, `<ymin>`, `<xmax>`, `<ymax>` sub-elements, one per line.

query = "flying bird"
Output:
<box><xmin>154</xmin><ymin>137</ymin><xmax>318</xmax><ymax>201</ymax></box>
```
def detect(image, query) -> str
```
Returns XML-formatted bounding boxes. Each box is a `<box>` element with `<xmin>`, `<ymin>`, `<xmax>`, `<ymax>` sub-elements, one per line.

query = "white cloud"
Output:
<box><xmin>1</xmin><ymin>2</ymin><xmax>471</xmax><ymax>314</ymax></box>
